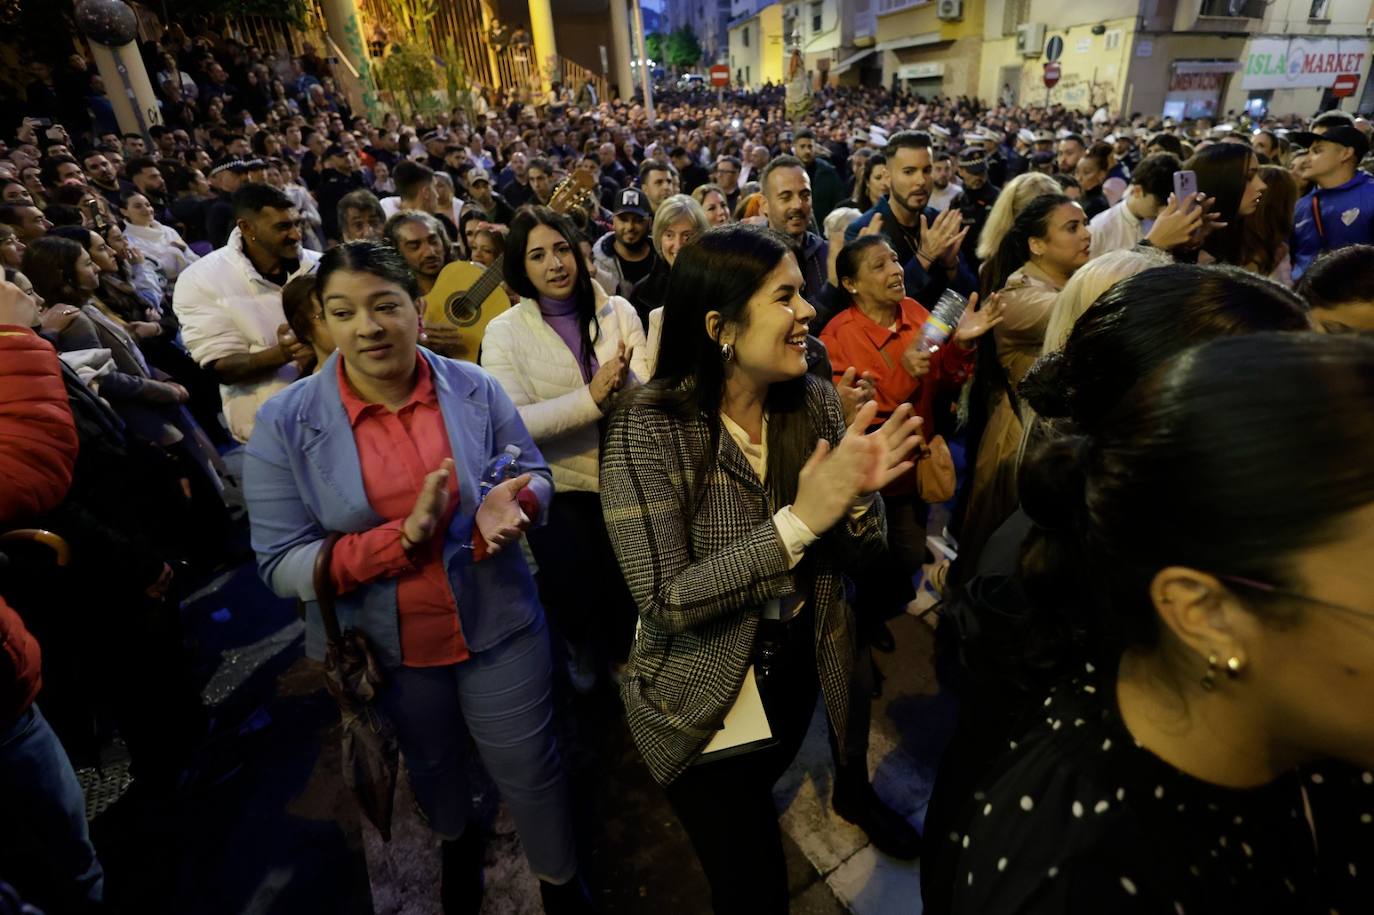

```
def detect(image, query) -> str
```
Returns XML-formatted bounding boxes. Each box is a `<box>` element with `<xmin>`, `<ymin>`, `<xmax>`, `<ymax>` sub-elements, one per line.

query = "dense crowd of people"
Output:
<box><xmin>2</xmin><ymin>16</ymin><xmax>1374</xmax><ymax>915</ymax></box>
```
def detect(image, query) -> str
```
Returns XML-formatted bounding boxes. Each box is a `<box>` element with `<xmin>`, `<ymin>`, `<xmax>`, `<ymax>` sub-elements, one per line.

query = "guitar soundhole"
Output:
<box><xmin>445</xmin><ymin>293</ymin><xmax>481</xmax><ymax>328</ymax></box>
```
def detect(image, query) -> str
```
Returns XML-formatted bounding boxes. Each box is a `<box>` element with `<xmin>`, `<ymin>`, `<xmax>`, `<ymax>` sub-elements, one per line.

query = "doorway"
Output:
<box><xmin>999</xmin><ymin>64</ymin><xmax>1021</xmax><ymax>106</ymax></box>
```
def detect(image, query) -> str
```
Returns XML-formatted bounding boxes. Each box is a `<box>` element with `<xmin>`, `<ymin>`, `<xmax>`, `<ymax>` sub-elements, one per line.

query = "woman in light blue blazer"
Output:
<box><xmin>243</xmin><ymin>242</ymin><xmax>595</xmax><ymax>914</ymax></box>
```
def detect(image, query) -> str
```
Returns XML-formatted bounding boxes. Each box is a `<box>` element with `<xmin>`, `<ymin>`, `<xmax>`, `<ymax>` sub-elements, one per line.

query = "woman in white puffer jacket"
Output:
<box><xmin>120</xmin><ymin>192</ymin><xmax>199</xmax><ymax>282</ymax></box>
<box><xmin>481</xmin><ymin>206</ymin><xmax>648</xmax><ymax>692</ymax></box>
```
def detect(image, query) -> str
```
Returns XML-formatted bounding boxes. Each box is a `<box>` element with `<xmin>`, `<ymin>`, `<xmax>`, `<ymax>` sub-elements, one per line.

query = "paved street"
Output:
<box><xmin>80</xmin><ymin>550</ymin><xmax>952</xmax><ymax>914</ymax></box>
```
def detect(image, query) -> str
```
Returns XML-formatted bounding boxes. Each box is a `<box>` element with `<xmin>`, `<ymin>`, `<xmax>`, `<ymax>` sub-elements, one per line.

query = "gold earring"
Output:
<box><xmin>1201</xmin><ymin>653</ymin><xmax>1219</xmax><ymax>691</ymax></box>
<box><xmin>1225</xmin><ymin>655</ymin><xmax>1244</xmax><ymax>679</ymax></box>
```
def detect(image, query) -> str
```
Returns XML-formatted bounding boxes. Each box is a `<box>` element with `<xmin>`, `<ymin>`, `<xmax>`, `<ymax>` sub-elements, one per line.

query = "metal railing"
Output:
<box><xmin>229</xmin><ymin>3</ymin><xmax>331</xmax><ymax>60</ymax></box>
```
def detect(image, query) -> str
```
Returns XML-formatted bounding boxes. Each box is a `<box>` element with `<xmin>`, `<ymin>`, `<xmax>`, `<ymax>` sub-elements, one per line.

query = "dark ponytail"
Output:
<box><xmin>978</xmin><ymin>192</ymin><xmax>1070</xmax><ymax>300</ymax></box>
<box><xmin>1037</xmin><ymin>334</ymin><xmax>1374</xmax><ymax>656</ymax></box>
<box><xmin>1015</xmin><ymin>264</ymin><xmax>1316</xmax><ymax>658</ymax></box>
<box><xmin>959</xmin><ymin>193</ymin><xmax>1074</xmax><ymax>525</ymax></box>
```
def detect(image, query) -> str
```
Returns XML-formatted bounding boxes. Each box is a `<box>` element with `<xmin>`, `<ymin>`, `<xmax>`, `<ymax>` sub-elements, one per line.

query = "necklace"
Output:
<box><xmin>892</xmin><ymin>216</ymin><xmax>922</xmax><ymax>258</ymax></box>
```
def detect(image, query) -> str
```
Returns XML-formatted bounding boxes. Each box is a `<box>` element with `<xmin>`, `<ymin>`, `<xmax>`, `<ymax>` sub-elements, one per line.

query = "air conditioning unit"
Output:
<box><xmin>1017</xmin><ymin>22</ymin><xmax>1047</xmax><ymax>57</ymax></box>
<box><xmin>937</xmin><ymin>0</ymin><xmax>963</xmax><ymax>21</ymax></box>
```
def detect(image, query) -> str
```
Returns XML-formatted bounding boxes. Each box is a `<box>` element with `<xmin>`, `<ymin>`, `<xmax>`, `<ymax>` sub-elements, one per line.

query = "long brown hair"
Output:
<box><xmin>21</xmin><ymin>236</ymin><xmax>86</xmax><ymax>306</ymax></box>
<box><xmin>1241</xmin><ymin>164</ymin><xmax>1298</xmax><ymax>276</ymax></box>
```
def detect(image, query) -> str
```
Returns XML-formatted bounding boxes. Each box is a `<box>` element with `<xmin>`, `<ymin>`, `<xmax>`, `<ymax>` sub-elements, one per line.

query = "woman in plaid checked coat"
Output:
<box><xmin>601</xmin><ymin>225</ymin><xmax>923</xmax><ymax>913</ymax></box>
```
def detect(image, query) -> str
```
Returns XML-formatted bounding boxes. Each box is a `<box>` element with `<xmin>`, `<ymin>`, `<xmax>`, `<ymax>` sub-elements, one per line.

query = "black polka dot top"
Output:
<box><xmin>939</xmin><ymin>664</ymin><xmax>1374</xmax><ymax>914</ymax></box>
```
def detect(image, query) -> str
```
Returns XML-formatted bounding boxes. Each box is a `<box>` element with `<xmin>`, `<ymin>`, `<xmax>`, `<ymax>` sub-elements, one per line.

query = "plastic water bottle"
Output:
<box><xmin>479</xmin><ymin>445</ymin><xmax>522</xmax><ymax>501</ymax></box>
<box><xmin>918</xmin><ymin>289</ymin><xmax>968</xmax><ymax>353</ymax></box>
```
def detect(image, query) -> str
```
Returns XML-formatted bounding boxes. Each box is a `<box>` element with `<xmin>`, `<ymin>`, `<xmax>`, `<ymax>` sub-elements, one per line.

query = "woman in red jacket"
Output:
<box><xmin>820</xmin><ymin>235</ymin><xmax>1005</xmax><ymax>579</ymax></box>
<box><xmin>817</xmin><ymin>236</ymin><xmax>1004</xmax><ymax>854</ymax></box>
<box><xmin>0</xmin><ymin>275</ymin><xmax>105</xmax><ymax>913</ymax></box>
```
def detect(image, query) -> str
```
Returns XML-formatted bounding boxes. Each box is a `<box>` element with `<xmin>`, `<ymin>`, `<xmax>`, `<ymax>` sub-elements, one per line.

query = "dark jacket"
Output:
<box><xmin>317</xmin><ymin>167</ymin><xmax>365</xmax><ymax>243</ymax></box>
<box><xmin>601</xmin><ymin>373</ymin><xmax>886</xmax><ymax>784</ymax></box>
<box><xmin>1292</xmin><ymin>171</ymin><xmax>1374</xmax><ymax>280</ymax></box>
<box><xmin>171</xmin><ymin>194</ymin><xmax>210</xmax><ymax>244</ymax></box>
<box><xmin>952</xmin><ymin>181</ymin><xmax>1002</xmax><ymax>267</ymax></box>
<box><xmin>806</xmin><ymin>157</ymin><xmax>846</xmax><ymax>226</ymax></box>
<box><xmin>205</xmin><ymin>190</ymin><xmax>235</xmax><ymax>250</ymax></box>
<box><xmin>795</xmin><ymin>230</ymin><xmax>829</xmax><ymax>306</ymax></box>
<box><xmin>678</xmin><ymin>161</ymin><xmax>711</xmax><ymax>195</ymax></box>
<box><xmin>846</xmin><ymin>196</ymin><xmax>978</xmax><ymax>304</ymax></box>
<box><xmin>1081</xmin><ymin>186</ymin><xmax>1110</xmax><ymax>221</ymax></box>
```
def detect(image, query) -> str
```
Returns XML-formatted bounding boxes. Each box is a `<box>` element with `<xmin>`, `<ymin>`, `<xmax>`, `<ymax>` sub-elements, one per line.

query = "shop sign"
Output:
<box><xmin>1170</xmin><ymin>71</ymin><xmax>1226</xmax><ymax>92</ymax></box>
<box><xmin>1243</xmin><ymin>37</ymin><xmax>1367</xmax><ymax>90</ymax></box>
<box><xmin>898</xmin><ymin>62</ymin><xmax>945</xmax><ymax>79</ymax></box>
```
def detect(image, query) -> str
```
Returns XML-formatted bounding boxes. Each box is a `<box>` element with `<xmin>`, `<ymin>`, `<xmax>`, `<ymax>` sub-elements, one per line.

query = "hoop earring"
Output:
<box><xmin>720</xmin><ymin>342</ymin><xmax>735</xmax><ymax>363</ymax></box>
<box><xmin>1200</xmin><ymin>653</ymin><xmax>1219</xmax><ymax>692</ymax></box>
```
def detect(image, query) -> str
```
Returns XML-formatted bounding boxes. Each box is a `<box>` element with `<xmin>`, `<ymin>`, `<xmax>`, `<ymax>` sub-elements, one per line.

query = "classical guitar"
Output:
<box><xmin>423</xmin><ymin>177</ymin><xmax>598</xmax><ymax>362</ymax></box>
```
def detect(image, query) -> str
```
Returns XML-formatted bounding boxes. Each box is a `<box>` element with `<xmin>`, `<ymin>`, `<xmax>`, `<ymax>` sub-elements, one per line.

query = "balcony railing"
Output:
<box><xmin>877</xmin><ymin>0</ymin><xmax>927</xmax><ymax>15</ymax></box>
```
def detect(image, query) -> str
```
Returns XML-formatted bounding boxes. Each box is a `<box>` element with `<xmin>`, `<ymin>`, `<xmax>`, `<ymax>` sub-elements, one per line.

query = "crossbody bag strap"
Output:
<box><xmin>1311</xmin><ymin>193</ymin><xmax>1326</xmax><ymax>245</ymax></box>
<box><xmin>313</xmin><ymin>532</ymin><xmax>345</xmax><ymax>646</ymax></box>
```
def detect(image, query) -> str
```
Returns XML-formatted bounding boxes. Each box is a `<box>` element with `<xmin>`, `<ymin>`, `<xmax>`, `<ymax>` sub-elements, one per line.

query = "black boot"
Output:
<box><xmin>832</xmin><ymin>767</ymin><xmax>922</xmax><ymax>860</ymax></box>
<box><xmin>539</xmin><ymin>873</ymin><xmax>598</xmax><ymax>914</ymax></box>
<box><xmin>440</xmin><ymin>829</ymin><xmax>484</xmax><ymax>915</ymax></box>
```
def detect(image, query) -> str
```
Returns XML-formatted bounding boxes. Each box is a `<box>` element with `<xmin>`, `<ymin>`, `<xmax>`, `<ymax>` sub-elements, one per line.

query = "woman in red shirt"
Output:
<box><xmin>820</xmin><ymin>235</ymin><xmax>1004</xmax><ymax>598</ymax></box>
<box><xmin>245</xmin><ymin>242</ymin><xmax>594</xmax><ymax>913</ymax></box>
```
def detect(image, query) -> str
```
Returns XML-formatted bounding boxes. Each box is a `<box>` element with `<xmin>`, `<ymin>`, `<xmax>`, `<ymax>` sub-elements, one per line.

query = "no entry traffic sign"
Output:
<box><xmin>1043</xmin><ymin>61</ymin><xmax>1061</xmax><ymax>88</ymax></box>
<box><xmin>710</xmin><ymin>64</ymin><xmax>730</xmax><ymax>87</ymax></box>
<box><xmin>1333</xmin><ymin>73</ymin><xmax>1360</xmax><ymax>98</ymax></box>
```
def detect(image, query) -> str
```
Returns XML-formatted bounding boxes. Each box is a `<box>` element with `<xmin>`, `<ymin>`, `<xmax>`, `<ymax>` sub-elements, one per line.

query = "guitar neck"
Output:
<box><xmin>447</xmin><ymin>255</ymin><xmax>507</xmax><ymax>324</ymax></box>
<box><xmin>469</xmin><ymin>255</ymin><xmax>505</xmax><ymax>300</ymax></box>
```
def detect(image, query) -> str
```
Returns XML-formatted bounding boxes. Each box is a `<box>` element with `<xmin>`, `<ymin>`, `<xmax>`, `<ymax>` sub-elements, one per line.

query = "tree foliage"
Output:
<box><xmin>645</xmin><ymin>31</ymin><xmax>665</xmax><ymax>64</ymax></box>
<box><xmin>374</xmin><ymin>40</ymin><xmax>441</xmax><ymax>120</ymax></box>
<box><xmin>665</xmin><ymin>26</ymin><xmax>702</xmax><ymax>69</ymax></box>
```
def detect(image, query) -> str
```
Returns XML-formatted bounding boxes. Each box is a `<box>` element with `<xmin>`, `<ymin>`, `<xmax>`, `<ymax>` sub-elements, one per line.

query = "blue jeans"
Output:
<box><xmin>0</xmin><ymin>704</ymin><xmax>104</xmax><ymax>913</ymax></box>
<box><xmin>380</xmin><ymin>619</ymin><xmax>576</xmax><ymax>883</ymax></box>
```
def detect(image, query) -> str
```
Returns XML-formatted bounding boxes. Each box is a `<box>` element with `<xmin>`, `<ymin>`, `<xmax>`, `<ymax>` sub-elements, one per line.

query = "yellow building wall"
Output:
<box><xmin>977</xmin><ymin>17</ymin><xmax>1138</xmax><ymax>112</ymax></box>
<box><xmin>760</xmin><ymin>4</ymin><xmax>785</xmax><ymax>85</ymax></box>
<box><xmin>876</xmin><ymin>0</ymin><xmax>984</xmax><ymax>45</ymax></box>
<box><xmin>728</xmin><ymin>19</ymin><xmax>759</xmax><ymax>87</ymax></box>
<box><xmin>875</xmin><ymin>0</ymin><xmax>986</xmax><ymax>96</ymax></box>
<box><xmin>727</xmin><ymin>5</ymin><xmax>784</xmax><ymax>88</ymax></box>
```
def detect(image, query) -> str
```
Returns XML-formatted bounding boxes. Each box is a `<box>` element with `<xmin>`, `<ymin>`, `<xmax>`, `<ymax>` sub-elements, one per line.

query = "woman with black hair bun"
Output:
<box><xmin>922</xmin><ymin>266</ymin><xmax>1369</xmax><ymax>914</ymax></box>
<box><xmin>932</xmin><ymin>332</ymin><xmax>1374</xmax><ymax>914</ymax></box>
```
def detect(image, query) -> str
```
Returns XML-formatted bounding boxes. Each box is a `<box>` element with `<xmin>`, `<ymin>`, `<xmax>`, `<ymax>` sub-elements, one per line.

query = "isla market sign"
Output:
<box><xmin>1242</xmin><ymin>37</ymin><xmax>1367</xmax><ymax>90</ymax></box>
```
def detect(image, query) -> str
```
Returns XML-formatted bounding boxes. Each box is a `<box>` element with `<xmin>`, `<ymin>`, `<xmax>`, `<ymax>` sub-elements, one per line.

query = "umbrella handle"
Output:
<box><xmin>313</xmin><ymin>533</ymin><xmax>345</xmax><ymax>646</ymax></box>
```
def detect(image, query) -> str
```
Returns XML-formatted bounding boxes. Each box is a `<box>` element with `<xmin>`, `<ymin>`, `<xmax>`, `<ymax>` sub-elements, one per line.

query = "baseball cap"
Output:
<box><xmin>467</xmin><ymin>167</ymin><xmax>492</xmax><ymax>185</ymax></box>
<box><xmin>1288</xmin><ymin>125</ymin><xmax>1370</xmax><ymax>159</ymax></box>
<box><xmin>1033</xmin><ymin>129</ymin><xmax>1055</xmax><ymax>143</ymax></box>
<box><xmin>615</xmin><ymin>187</ymin><xmax>650</xmax><ymax>217</ymax></box>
